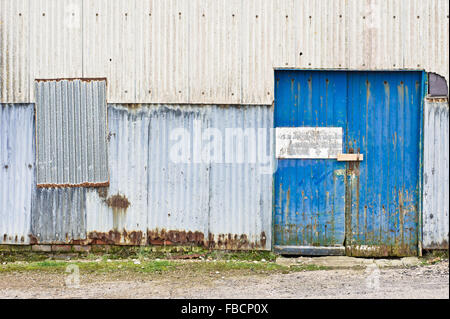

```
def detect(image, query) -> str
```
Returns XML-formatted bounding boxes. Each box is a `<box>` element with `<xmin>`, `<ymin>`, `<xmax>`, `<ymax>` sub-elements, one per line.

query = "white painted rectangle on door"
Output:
<box><xmin>275</xmin><ymin>127</ymin><xmax>343</xmax><ymax>159</ymax></box>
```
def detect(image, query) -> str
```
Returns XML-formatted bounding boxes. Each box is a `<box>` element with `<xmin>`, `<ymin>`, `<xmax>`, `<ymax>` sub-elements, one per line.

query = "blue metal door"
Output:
<box><xmin>274</xmin><ymin>70</ymin><xmax>423</xmax><ymax>257</ymax></box>
<box><xmin>345</xmin><ymin>71</ymin><xmax>422</xmax><ymax>256</ymax></box>
<box><xmin>274</xmin><ymin>71</ymin><xmax>348</xmax><ymax>255</ymax></box>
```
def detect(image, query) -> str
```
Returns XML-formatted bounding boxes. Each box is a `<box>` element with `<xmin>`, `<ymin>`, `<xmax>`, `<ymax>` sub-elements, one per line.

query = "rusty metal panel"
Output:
<box><xmin>35</xmin><ymin>79</ymin><xmax>108</xmax><ymax>187</ymax></box>
<box><xmin>208</xmin><ymin>106</ymin><xmax>273</xmax><ymax>250</ymax></box>
<box><xmin>0</xmin><ymin>104</ymin><xmax>34</xmax><ymax>244</ymax></box>
<box><xmin>85</xmin><ymin>105</ymin><xmax>210</xmax><ymax>246</ymax></box>
<box><xmin>85</xmin><ymin>105</ymin><xmax>150</xmax><ymax>245</ymax></box>
<box><xmin>423</xmin><ymin>98</ymin><xmax>449</xmax><ymax>249</ymax></box>
<box><xmin>85</xmin><ymin>104</ymin><xmax>273</xmax><ymax>248</ymax></box>
<box><xmin>146</xmin><ymin>105</ymin><xmax>211</xmax><ymax>246</ymax></box>
<box><xmin>30</xmin><ymin>187</ymin><xmax>87</xmax><ymax>244</ymax></box>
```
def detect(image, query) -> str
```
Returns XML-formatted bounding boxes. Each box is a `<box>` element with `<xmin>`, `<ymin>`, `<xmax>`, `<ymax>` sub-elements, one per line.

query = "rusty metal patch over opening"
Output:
<box><xmin>35</xmin><ymin>79</ymin><xmax>109</xmax><ymax>187</ymax></box>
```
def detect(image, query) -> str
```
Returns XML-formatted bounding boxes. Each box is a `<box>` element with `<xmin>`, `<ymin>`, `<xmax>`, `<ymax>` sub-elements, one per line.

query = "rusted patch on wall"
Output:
<box><xmin>105</xmin><ymin>193</ymin><xmax>130</xmax><ymax>209</ymax></box>
<box><xmin>346</xmin><ymin>244</ymin><xmax>417</xmax><ymax>257</ymax></box>
<box><xmin>147</xmin><ymin>229</ymin><xmax>206</xmax><ymax>246</ymax></box>
<box><xmin>208</xmin><ymin>231</ymin><xmax>267</xmax><ymax>250</ymax></box>
<box><xmin>2</xmin><ymin>234</ymin><xmax>26</xmax><ymax>244</ymax></box>
<box><xmin>37</xmin><ymin>181</ymin><xmax>110</xmax><ymax>188</ymax></box>
<box><xmin>87</xmin><ymin>230</ymin><xmax>144</xmax><ymax>245</ymax></box>
<box><xmin>423</xmin><ymin>239</ymin><xmax>449</xmax><ymax>250</ymax></box>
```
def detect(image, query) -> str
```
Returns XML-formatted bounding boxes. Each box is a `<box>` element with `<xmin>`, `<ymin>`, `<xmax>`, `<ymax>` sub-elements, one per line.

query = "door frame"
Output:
<box><xmin>271</xmin><ymin>69</ymin><xmax>427</xmax><ymax>257</ymax></box>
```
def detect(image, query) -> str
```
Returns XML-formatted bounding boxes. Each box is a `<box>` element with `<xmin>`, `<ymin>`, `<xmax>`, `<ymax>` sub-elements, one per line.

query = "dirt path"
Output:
<box><xmin>0</xmin><ymin>260</ymin><xmax>447</xmax><ymax>299</ymax></box>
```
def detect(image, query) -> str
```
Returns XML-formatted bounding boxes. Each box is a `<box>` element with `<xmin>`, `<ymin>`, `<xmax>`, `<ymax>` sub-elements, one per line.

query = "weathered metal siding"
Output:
<box><xmin>0</xmin><ymin>104</ymin><xmax>34</xmax><ymax>244</ymax></box>
<box><xmin>1</xmin><ymin>103</ymin><xmax>273</xmax><ymax>247</ymax></box>
<box><xmin>0</xmin><ymin>0</ymin><xmax>30</xmax><ymax>102</ymax></box>
<box><xmin>31</xmin><ymin>188</ymin><xmax>86</xmax><ymax>244</ymax></box>
<box><xmin>145</xmin><ymin>106</ymin><xmax>211</xmax><ymax>246</ymax></box>
<box><xmin>1</xmin><ymin>0</ymin><xmax>449</xmax><ymax>104</ymax></box>
<box><xmin>85</xmin><ymin>105</ymin><xmax>149</xmax><ymax>245</ymax></box>
<box><xmin>209</xmin><ymin>106</ymin><xmax>273</xmax><ymax>250</ymax></box>
<box><xmin>85</xmin><ymin>105</ymin><xmax>211</xmax><ymax>245</ymax></box>
<box><xmin>35</xmin><ymin>79</ymin><xmax>108</xmax><ymax>186</ymax></box>
<box><xmin>423</xmin><ymin>98</ymin><xmax>449</xmax><ymax>249</ymax></box>
<box><xmin>86</xmin><ymin>105</ymin><xmax>271</xmax><ymax>248</ymax></box>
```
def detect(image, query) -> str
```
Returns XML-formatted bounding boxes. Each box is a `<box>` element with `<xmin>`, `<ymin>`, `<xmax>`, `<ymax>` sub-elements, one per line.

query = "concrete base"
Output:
<box><xmin>276</xmin><ymin>256</ymin><xmax>422</xmax><ymax>268</ymax></box>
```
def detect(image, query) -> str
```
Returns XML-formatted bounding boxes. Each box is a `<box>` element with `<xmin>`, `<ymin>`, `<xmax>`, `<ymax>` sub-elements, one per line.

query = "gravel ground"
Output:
<box><xmin>0</xmin><ymin>260</ymin><xmax>448</xmax><ymax>299</ymax></box>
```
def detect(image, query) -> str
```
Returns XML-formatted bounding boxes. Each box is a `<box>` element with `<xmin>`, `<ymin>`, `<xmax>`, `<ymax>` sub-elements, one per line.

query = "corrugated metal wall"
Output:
<box><xmin>0</xmin><ymin>104</ymin><xmax>34</xmax><ymax>244</ymax></box>
<box><xmin>423</xmin><ymin>98</ymin><xmax>449</xmax><ymax>249</ymax></box>
<box><xmin>1</xmin><ymin>103</ymin><xmax>273</xmax><ymax>249</ymax></box>
<box><xmin>1</xmin><ymin>0</ymin><xmax>449</xmax><ymax>104</ymax></box>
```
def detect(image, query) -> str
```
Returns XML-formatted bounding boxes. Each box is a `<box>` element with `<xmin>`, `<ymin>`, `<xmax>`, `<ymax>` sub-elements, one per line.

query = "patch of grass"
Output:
<box><xmin>0</xmin><ymin>259</ymin><xmax>176</xmax><ymax>274</ymax></box>
<box><xmin>178</xmin><ymin>260</ymin><xmax>331</xmax><ymax>275</ymax></box>
<box><xmin>420</xmin><ymin>250</ymin><xmax>449</xmax><ymax>265</ymax></box>
<box><xmin>205</xmin><ymin>250</ymin><xmax>278</xmax><ymax>262</ymax></box>
<box><xmin>186</xmin><ymin>261</ymin><xmax>284</xmax><ymax>273</ymax></box>
<box><xmin>288</xmin><ymin>264</ymin><xmax>332</xmax><ymax>272</ymax></box>
<box><xmin>0</xmin><ymin>257</ymin><xmax>332</xmax><ymax>276</ymax></box>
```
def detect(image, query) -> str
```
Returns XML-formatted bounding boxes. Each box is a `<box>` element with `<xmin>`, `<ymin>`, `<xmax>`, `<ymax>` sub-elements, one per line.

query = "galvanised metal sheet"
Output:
<box><xmin>85</xmin><ymin>104</ymin><xmax>272</xmax><ymax>248</ymax></box>
<box><xmin>0</xmin><ymin>0</ymin><xmax>30</xmax><ymax>102</ymax></box>
<box><xmin>274</xmin><ymin>71</ymin><xmax>347</xmax><ymax>248</ymax></box>
<box><xmin>0</xmin><ymin>104</ymin><xmax>34</xmax><ymax>244</ymax></box>
<box><xmin>146</xmin><ymin>105</ymin><xmax>210</xmax><ymax>246</ymax></box>
<box><xmin>1</xmin><ymin>103</ymin><xmax>273</xmax><ymax>247</ymax></box>
<box><xmin>346</xmin><ymin>71</ymin><xmax>423</xmax><ymax>256</ymax></box>
<box><xmin>423</xmin><ymin>98</ymin><xmax>449</xmax><ymax>249</ymax></box>
<box><xmin>1</xmin><ymin>0</ymin><xmax>448</xmax><ymax>104</ymax></box>
<box><xmin>85</xmin><ymin>105</ymin><xmax>151</xmax><ymax>245</ymax></box>
<box><xmin>208</xmin><ymin>106</ymin><xmax>273</xmax><ymax>250</ymax></box>
<box><xmin>31</xmin><ymin>187</ymin><xmax>87</xmax><ymax>244</ymax></box>
<box><xmin>35</xmin><ymin>79</ymin><xmax>108</xmax><ymax>187</ymax></box>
